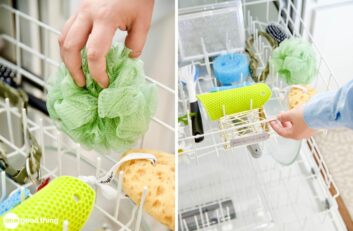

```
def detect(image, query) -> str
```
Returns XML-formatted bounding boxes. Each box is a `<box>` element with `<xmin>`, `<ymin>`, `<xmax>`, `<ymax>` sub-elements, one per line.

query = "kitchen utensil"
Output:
<box><xmin>266</xmin><ymin>22</ymin><xmax>289</xmax><ymax>44</ymax></box>
<box><xmin>179</xmin><ymin>64</ymin><xmax>204</xmax><ymax>142</ymax></box>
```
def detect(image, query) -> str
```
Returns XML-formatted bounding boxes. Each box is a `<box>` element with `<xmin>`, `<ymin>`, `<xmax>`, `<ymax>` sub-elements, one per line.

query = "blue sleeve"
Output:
<box><xmin>304</xmin><ymin>80</ymin><xmax>353</xmax><ymax>129</ymax></box>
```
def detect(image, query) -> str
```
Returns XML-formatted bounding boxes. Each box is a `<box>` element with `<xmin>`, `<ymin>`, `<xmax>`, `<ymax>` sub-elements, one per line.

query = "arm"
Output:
<box><xmin>304</xmin><ymin>79</ymin><xmax>353</xmax><ymax>129</ymax></box>
<box><xmin>270</xmin><ymin>80</ymin><xmax>353</xmax><ymax>139</ymax></box>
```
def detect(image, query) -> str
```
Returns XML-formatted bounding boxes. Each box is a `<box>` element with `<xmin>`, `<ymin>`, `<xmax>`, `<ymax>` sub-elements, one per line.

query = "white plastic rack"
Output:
<box><xmin>178</xmin><ymin>0</ymin><xmax>347</xmax><ymax>230</ymax></box>
<box><xmin>0</xmin><ymin>3</ymin><xmax>174</xmax><ymax>231</ymax></box>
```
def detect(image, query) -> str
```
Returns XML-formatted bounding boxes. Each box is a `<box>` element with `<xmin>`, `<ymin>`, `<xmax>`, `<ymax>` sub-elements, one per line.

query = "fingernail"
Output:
<box><xmin>129</xmin><ymin>51</ymin><xmax>142</xmax><ymax>58</ymax></box>
<box><xmin>75</xmin><ymin>80</ymin><xmax>85</xmax><ymax>88</ymax></box>
<box><xmin>76</xmin><ymin>75</ymin><xmax>86</xmax><ymax>87</ymax></box>
<box><xmin>97</xmin><ymin>79</ymin><xmax>109</xmax><ymax>88</ymax></box>
<box><xmin>70</xmin><ymin>72</ymin><xmax>85</xmax><ymax>87</ymax></box>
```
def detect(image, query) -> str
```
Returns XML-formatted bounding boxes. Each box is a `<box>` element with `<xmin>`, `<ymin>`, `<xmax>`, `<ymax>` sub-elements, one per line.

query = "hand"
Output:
<box><xmin>59</xmin><ymin>0</ymin><xmax>154</xmax><ymax>88</ymax></box>
<box><xmin>269</xmin><ymin>106</ymin><xmax>314</xmax><ymax>140</ymax></box>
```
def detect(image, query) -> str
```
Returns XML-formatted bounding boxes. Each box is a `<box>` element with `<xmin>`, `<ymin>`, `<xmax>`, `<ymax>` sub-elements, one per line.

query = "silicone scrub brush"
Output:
<box><xmin>179</xmin><ymin>64</ymin><xmax>204</xmax><ymax>142</ymax></box>
<box><xmin>0</xmin><ymin>176</ymin><xmax>95</xmax><ymax>231</ymax></box>
<box><xmin>197</xmin><ymin>83</ymin><xmax>272</xmax><ymax>120</ymax></box>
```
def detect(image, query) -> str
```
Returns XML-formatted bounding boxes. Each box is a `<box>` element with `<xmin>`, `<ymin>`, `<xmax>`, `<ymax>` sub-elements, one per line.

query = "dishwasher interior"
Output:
<box><xmin>0</xmin><ymin>2</ymin><xmax>174</xmax><ymax>231</ymax></box>
<box><xmin>178</xmin><ymin>0</ymin><xmax>347</xmax><ymax>230</ymax></box>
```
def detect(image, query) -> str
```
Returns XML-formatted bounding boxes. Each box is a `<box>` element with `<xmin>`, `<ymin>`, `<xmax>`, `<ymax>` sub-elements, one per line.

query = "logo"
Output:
<box><xmin>3</xmin><ymin>213</ymin><xmax>19</xmax><ymax>229</ymax></box>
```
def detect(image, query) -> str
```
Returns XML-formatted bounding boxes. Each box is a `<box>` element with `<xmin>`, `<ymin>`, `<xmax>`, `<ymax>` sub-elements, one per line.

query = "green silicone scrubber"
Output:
<box><xmin>197</xmin><ymin>83</ymin><xmax>272</xmax><ymax>120</ymax></box>
<box><xmin>0</xmin><ymin>176</ymin><xmax>95</xmax><ymax>231</ymax></box>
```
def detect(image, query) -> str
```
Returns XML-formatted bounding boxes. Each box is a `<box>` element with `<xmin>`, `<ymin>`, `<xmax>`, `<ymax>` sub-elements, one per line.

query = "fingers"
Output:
<box><xmin>61</xmin><ymin>14</ymin><xmax>92</xmax><ymax>87</ymax></box>
<box><xmin>125</xmin><ymin>21</ymin><xmax>150</xmax><ymax>58</ymax></box>
<box><xmin>277</xmin><ymin>111</ymin><xmax>292</xmax><ymax>123</ymax></box>
<box><xmin>59</xmin><ymin>14</ymin><xmax>77</xmax><ymax>59</ymax></box>
<box><xmin>125</xmin><ymin>0</ymin><xmax>154</xmax><ymax>58</ymax></box>
<box><xmin>270</xmin><ymin>120</ymin><xmax>293</xmax><ymax>138</ymax></box>
<box><xmin>86</xmin><ymin>22</ymin><xmax>116</xmax><ymax>88</ymax></box>
<box><xmin>281</xmin><ymin>121</ymin><xmax>292</xmax><ymax>128</ymax></box>
<box><xmin>270</xmin><ymin>111</ymin><xmax>294</xmax><ymax>138</ymax></box>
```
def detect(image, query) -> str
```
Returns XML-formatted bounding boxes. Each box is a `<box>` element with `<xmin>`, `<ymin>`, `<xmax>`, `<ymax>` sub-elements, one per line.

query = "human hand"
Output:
<box><xmin>59</xmin><ymin>0</ymin><xmax>154</xmax><ymax>88</ymax></box>
<box><xmin>269</xmin><ymin>106</ymin><xmax>314</xmax><ymax>140</ymax></box>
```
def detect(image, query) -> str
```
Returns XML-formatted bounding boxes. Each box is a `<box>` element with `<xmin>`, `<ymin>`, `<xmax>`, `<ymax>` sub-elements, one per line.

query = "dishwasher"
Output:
<box><xmin>178</xmin><ymin>0</ymin><xmax>349</xmax><ymax>230</ymax></box>
<box><xmin>0</xmin><ymin>1</ymin><xmax>175</xmax><ymax>230</ymax></box>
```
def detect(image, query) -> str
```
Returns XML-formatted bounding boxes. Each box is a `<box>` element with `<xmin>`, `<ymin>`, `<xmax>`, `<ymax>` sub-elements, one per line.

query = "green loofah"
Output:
<box><xmin>47</xmin><ymin>44</ymin><xmax>157</xmax><ymax>152</ymax></box>
<box><xmin>270</xmin><ymin>38</ymin><xmax>317</xmax><ymax>85</ymax></box>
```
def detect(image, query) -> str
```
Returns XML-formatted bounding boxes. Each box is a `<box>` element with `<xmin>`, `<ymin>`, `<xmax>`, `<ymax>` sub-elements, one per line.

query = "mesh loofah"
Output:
<box><xmin>0</xmin><ymin>188</ymin><xmax>30</xmax><ymax>216</ymax></box>
<box><xmin>0</xmin><ymin>176</ymin><xmax>95</xmax><ymax>231</ymax></box>
<box><xmin>197</xmin><ymin>83</ymin><xmax>272</xmax><ymax>120</ymax></box>
<box><xmin>47</xmin><ymin>44</ymin><xmax>157</xmax><ymax>152</ymax></box>
<box><xmin>270</xmin><ymin>38</ymin><xmax>317</xmax><ymax>85</ymax></box>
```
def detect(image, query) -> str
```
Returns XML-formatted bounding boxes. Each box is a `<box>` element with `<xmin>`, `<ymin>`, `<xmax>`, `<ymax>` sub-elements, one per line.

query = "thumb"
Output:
<box><xmin>277</xmin><ymin>111</ymin><xmax>292</xmax><ymax>123</ymax></box>
<box><xmin>125</xmin><ymin>21</ymin><xmax>150</xmax><ymax>58</ymax></box>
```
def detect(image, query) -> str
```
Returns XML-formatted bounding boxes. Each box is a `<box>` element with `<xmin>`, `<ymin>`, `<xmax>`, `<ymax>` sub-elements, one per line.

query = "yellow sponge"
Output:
<box><xmin>0</xmin><ymin>176</ymin><xmax>95</xmax><ymax>231</ymax></box>
<box><xmin>119</xmin><ymin>149</ymin><xmax>175</xmax><ymax>230</ymax></box>
<box><xmin>197</xmin><ymin>83</ymin><xmax>272</xmax><ymax>120</ymax></box>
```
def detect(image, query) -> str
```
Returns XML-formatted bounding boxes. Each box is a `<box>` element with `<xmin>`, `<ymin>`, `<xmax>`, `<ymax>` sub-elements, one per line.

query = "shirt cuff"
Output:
<box><xmin>303</xmin><ymin>92</ymin><xmax>335</xmax><ymax>129</ymax></box>
<box><xmin>303</xmin><ymin>102</ymin><xmax>319</xmax><ymax>128</ymax></box>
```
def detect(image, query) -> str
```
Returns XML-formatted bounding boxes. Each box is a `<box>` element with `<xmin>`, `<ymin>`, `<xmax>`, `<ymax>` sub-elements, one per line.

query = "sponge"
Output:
<box><xmin>197</xmin><ymin>83</ymin><xmax>272</xmax><ymax>120</ymax></box>
<box><xmin>119</xmin><ymin>149</ymin><xmax>175</xmax><ymax>230</ymax></box>
<box><xmin>213</xmin><ymin>53</ymin><xmax>250</xmax><ymax>85</ymax></box>
<box><xmin>288</xmin><ymin>86</ymin><xmax>316</xmax><ymax>109</ymax></box>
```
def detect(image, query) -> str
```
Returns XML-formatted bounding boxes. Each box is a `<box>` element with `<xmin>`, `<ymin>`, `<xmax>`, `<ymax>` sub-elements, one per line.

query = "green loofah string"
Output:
<box><xmin>47</xmin><ymin>44</ymin><xmax>157</xmax><ymax>152</ymax></box>
<box><xmin>270</xmin><ymin>38</ymin><xmax>317</xmax><ymax>85</ymax></box>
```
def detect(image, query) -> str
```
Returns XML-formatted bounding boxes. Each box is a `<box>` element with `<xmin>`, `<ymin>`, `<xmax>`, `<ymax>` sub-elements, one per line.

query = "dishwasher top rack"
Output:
<box><xmin>0</xmin><ymin>3</ymin><xmax>175</xmax><ymax>231</ymax></box>
<box><xmin>178</xmin><ymin>0</ymin><xmax>339</xmax><ymax>162</ymax></box>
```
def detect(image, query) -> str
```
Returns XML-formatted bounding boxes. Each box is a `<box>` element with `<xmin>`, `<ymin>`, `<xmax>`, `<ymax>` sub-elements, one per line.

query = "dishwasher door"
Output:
<box><xmin>177</xmin><ymin>0</ymin><xmax>347</xmax><ymax>230</ymax></box>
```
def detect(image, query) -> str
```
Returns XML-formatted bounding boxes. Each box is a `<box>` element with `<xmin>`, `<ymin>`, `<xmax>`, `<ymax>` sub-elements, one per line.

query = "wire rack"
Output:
<box><xmin>0</xmin><ymin>3</ymin><xmax>174</xmax><ymax>231</ymax></box>
<box><xmin>178</xmin><ymin>0</ymin><xmax>347</xmax><ymax>230</ymax></box>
